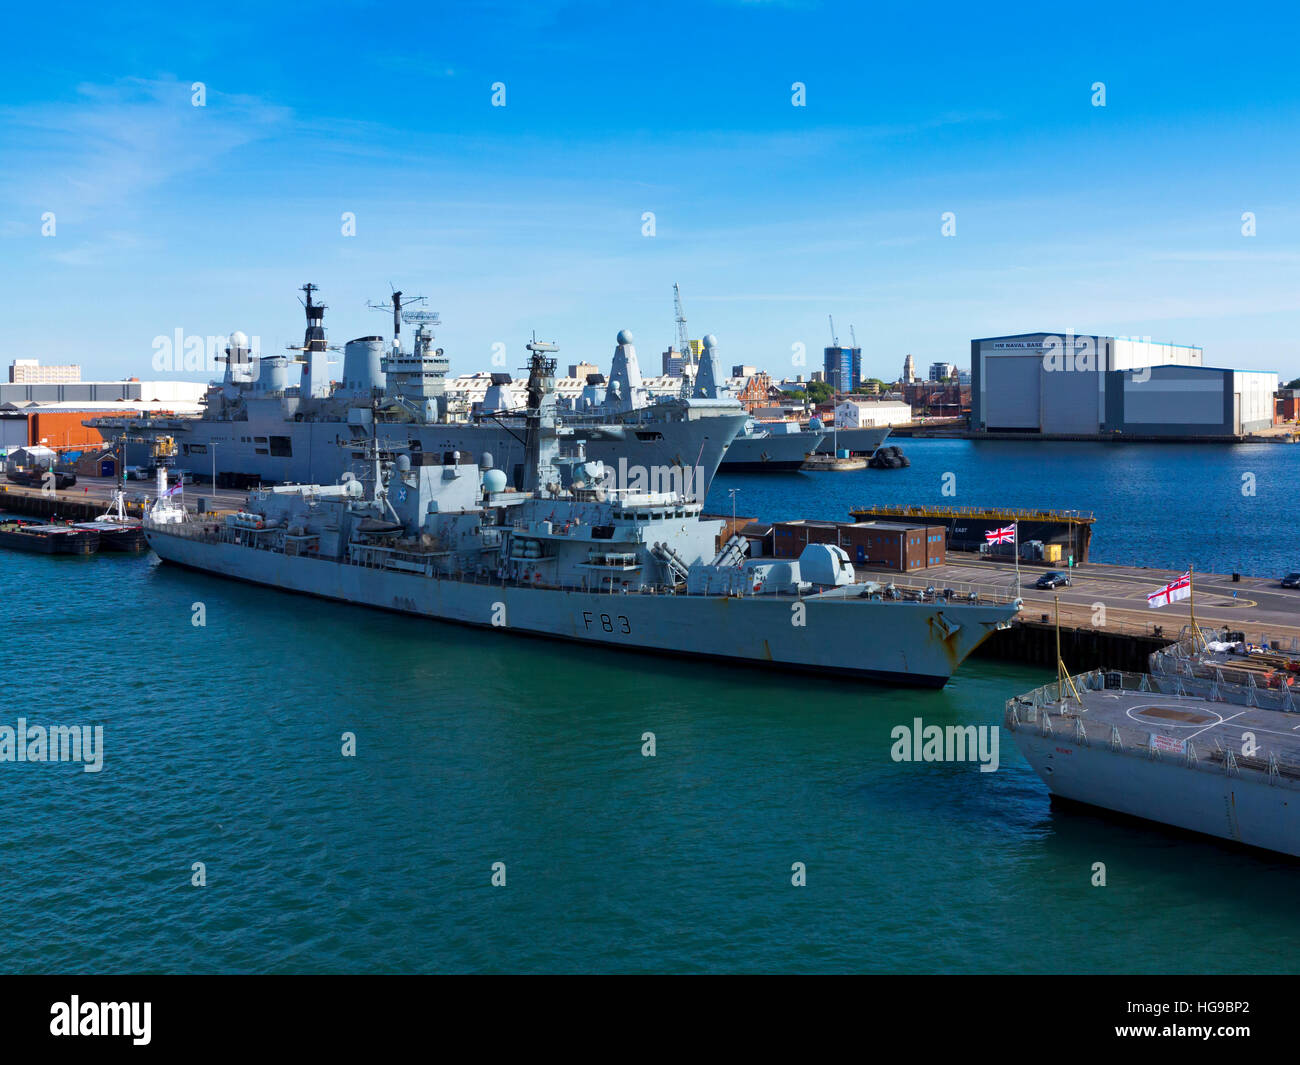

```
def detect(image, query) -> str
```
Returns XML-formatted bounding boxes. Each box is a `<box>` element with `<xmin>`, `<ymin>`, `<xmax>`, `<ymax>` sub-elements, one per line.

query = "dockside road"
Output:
<box><xmin>858</xmin><ymin>555</ymin><xmax>1300</xmax><ymax>671</ymax></box>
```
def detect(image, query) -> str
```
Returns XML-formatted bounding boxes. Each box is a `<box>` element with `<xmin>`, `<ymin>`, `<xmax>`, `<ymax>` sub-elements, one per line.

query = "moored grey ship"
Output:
<box><xmin>89</xmin><ymin>286</ymin><xmax>748</xmax><ymax>498</ymax></box>
<box><xmin>144</xmin><ymin>343</ymin><xmax>1020</xmax><ymax>687</ymax></box>
<box><xmin>1007</xmin><ymin>666</ymin><xmax>1300</xmax><ymax>857</ymax></box>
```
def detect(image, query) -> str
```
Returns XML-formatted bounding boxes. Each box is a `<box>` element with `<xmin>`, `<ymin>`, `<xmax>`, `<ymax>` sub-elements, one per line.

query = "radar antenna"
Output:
<box><xmin>367</xmin><ymin>288</ymin><xmax>428</xmax><ymax>344</ymax></box>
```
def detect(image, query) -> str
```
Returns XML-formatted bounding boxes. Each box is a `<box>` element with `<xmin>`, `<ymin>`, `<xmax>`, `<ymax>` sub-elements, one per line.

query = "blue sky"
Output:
<box><xmin>2</xmin><ymin>0</ymin><xmax>1299</xmax><ymax>383</ymax></box>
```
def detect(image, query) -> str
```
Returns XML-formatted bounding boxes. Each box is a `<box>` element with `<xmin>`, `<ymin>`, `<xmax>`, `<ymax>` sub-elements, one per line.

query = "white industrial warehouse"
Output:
<box><xmin>970</xmin><ymin>333</ymin><xmax>1277</xmax><ymax>437</ymax></box>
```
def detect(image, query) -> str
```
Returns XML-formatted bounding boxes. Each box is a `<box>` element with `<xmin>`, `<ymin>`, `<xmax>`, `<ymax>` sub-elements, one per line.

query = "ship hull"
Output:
<box><xmin>113</xmin><ymin>411</ymin><xmax>742</xmax><ymax>499</ymax></box>
<box><xmin>814</xmin><ymin>427</ymin><xmax>891</xmax><ymax>455</ymax></box>
<box><xmin>145</xmin><ymin>529</ymin><xmax>1014</xmax><ymax>687</ymax></box>
<box><xmin>1012</xmin><ymin>731</ymin><xmax>1300</xmax><ymax>857</ymax></box>
<box><xmin>719</xmin><ymin>431</ymin><xmax>821</xmax><ymax>472</ymax></box>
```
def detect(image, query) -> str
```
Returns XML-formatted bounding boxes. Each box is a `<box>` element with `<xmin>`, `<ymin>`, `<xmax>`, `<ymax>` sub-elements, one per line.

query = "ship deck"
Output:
<box><xmin>1007</xmin><ymin>669</ymin><xmax>1300</xmax><ymax>778</ymax></box>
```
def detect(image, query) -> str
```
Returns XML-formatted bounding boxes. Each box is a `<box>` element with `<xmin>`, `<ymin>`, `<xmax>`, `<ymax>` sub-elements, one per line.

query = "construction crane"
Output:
<box><xmin>828</xmin><ymin>315</ymin><xmax>839</xmax><ymax>347</ymax></box>
<box><xmin>850</xmin><ymin>324</ymin><xmax>858</xmax><ymax>350</ymax></box>
<box><xmin>674</xmin><ymin>283</ymin><xmax>693</xmax><ymax>398</ymax></box>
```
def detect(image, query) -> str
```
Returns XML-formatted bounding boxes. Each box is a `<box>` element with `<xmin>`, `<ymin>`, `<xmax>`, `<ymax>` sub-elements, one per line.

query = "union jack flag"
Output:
<box><xmin>1147</xmin><ymin>571</ymin><xmax>1191</xmax><ymax>609</ymax></box>
<box><xmin>985</xmin><ymin>523</ymin><xmax>1016</xmax><ymax>545</ymax></box>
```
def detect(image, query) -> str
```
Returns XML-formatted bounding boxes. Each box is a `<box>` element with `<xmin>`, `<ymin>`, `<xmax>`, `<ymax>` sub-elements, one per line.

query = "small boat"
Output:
<box><xmin>0</xmin><ymin>519</ymin><xmax>99</xmax><ymax>555</ymax></box>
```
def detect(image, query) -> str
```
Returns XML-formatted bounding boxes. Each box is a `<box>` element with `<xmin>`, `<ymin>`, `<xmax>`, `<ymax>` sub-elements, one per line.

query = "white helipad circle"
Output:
<box><xmin>1126</xmin><ymin>703</ymin><xmax>1224</xmax><ymax>728</ymax></box>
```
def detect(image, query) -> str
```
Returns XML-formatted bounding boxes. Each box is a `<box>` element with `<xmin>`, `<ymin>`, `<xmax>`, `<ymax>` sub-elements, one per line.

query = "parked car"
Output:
<box><xmin>125</xmin><ymin>466</ymin><xmax>149</xmax><ymax>480</ymax></box>
<box><xmin>1034</xmin><ymin>571</ymin><xmax>1072</xmax><ymax>589</ymax></box>
<box><xmin>1281</xmin><ymin>572</ymin><xmax>1300</xmax><ymax>589</ymax></box>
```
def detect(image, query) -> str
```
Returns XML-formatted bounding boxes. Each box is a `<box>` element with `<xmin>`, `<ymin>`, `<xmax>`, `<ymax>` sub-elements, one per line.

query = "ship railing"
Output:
<box><xmin>1009</xmin><ymin>667</ymin><xmax>1300</xmax><ymax>719</ymax></box>
<box><xmin>1006</xmin><ymin>668</ymin><xmax>1300</xmax><ymax>781</ymax></box>
<box><xmin>1151</xmin><ymin>625</ymin><xmax>1300</xmax><ymax>687</ymax></box>
<box><xmin>859</xmin><ymin>569</ymin><xmax>1021</xmax><ymax>606</ymax></box>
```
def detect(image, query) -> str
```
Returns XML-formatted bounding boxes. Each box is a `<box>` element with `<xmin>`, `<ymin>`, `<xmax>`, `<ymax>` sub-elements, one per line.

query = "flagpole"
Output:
<box><xmin>1014</xmin><ymin>521</ymin><xmax>1020</xmax><ymax>596</ymax></box>
<box><xmin>1188</xmin><ymin>564</ymin><xmax>1199</xmax><ymax>649</ymax></box>
<box><xmin>1055</xmin><ymin>593</ymin><xmax>1081</xmax><ymax>705</ymax></box>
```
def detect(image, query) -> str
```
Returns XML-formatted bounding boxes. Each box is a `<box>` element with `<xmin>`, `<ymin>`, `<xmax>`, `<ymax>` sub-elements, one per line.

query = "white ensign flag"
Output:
<box><xmin>1147</xmin><ymin>571</ymin><xmax>1191</xmax><ymax>609</ymax></box>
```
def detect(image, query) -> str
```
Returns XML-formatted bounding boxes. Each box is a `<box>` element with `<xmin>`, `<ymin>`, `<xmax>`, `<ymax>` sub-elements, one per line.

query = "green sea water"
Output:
<box><xmin>2</xmin><ymin>547</ymin><xmax>1299</xmax><ymax>974</ymax></box>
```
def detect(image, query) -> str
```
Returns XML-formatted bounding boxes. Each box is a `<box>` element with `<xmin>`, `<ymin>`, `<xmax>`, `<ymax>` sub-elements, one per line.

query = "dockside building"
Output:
<box><xmin>970</xmin><ymin>332</ymin><xmax>1277</xmax><ymax>437</ymax></box>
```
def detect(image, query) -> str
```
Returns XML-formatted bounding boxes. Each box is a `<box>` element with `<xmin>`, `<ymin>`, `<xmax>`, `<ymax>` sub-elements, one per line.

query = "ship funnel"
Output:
<box><xmin>253</xmin><ymin>354</ymin><xmax>289</xmax><ymax>394</ymax></box>
<box><xmin>341</xmin><ymin>336</ymin><xmax>387</xmax><ymax>396</ymax></box>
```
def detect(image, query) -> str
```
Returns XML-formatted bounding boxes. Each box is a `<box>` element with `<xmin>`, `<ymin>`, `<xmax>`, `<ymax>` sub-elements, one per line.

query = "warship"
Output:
<box><xmin>565</xmin><ymin>327</ymin><xmax>825</xmax><ymax>472</ymax></box>
<box><xmin>143</xmin><ymin>342</ymin><xmax>1020</xmax><ymax>686</ymax></box>
<box><xmin>88</xmin><ymin>286</ymin><xmax>748</xmax><ymax>498</ymax></box>
<box><xmin>1008</xmin><ymin>662</ymin><xmax>1300</xmax><ymax>857</ymax></box>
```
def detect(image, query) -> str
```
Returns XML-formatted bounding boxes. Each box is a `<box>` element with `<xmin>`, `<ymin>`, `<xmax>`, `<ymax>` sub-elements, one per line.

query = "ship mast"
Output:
<box><xmin>300</xmin><ymin>283</ymin><xmax>327</xmax><ymax>354</ymax></box>
<box><xmin>522</xmin><ymin>335</ymin><xmax>558</xmax><ymax>494</ymax></box>
<box><xmin>367</xmin><ymin>289</ymin><xmax>427</xmax><ymax>351</ymax></box>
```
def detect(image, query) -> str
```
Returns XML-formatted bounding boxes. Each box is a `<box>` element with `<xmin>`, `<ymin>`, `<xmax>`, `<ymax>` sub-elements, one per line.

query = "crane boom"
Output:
<box><xmin>674</xmin><ymin>283</ymin><xmax>693</xmax><ymax>398</ymax></box>
<box><xmin>828</xmin><ymin>314</ymin><xmax>838</xmax><ymax>347</ymax></box>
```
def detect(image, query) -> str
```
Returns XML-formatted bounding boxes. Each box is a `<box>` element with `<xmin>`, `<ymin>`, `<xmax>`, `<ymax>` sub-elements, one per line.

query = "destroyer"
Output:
<box><xmin>144</xmin><ymin>342</ymin><xmax>1019</xmax><ymax>686</ymax></box>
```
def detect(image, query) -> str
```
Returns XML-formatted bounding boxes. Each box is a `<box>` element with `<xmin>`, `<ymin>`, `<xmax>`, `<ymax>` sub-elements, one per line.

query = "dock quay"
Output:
<box><xmin>856</xmin><ymin>556</ymin><xmax>1300</xmax><ymax>674</ymax></box>
<box><xmin>0</xmin><ymin>478</ymin><xmax>248</xmax><ymax>521</ymax></box>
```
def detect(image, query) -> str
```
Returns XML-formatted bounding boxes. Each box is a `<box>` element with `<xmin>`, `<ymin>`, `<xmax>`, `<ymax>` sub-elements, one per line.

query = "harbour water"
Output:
<box><xmin>713</xmin><ymin>439</ymin><xmax>1298</xmax><ymax>577</ymax></box>
<box><xmin>4</xmin><ymin>440</ymin><xmax>1300</xmax><ymax>973</ymax></box>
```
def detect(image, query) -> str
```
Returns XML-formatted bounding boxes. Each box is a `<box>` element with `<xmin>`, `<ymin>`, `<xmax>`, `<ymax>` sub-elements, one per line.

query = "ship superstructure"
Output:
<box><xmin>88</xmin><ymin>287</ymin><xmax>748</xmax><ymax>499</ymax></box>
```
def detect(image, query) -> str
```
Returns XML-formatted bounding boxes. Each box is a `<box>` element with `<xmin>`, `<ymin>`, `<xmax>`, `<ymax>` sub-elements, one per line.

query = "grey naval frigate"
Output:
<box><xmin>1008</xmin><ymin>633</ymin><xmax>1300</xmax><ymax>857</ymax></box>
<box><xmin>89</xmin><ymin>286</ymin><xmax>748</xmax><ymax>499</ymax></box>
<box><xmin>143</xmin><ymin>342</ymin><xmax>1020</xmax><ymax>687</ymax></box>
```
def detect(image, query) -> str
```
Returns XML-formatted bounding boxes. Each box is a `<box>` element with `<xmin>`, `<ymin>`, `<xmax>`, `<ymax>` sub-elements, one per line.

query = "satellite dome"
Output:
<box><xmin>617</xmin><ymin>329</ymin><xmax>634</xmax><ymax>345</ymax></box>
<box><xmin>703</xmin><ymin>334</ymin><xmax>718</xmax><ymax>349</ymax></box>
<box><xmin>396</xmin><ymin>454</ymin><xmax>411</xmax><ymax>472</ymax></box>
<box><xmin>230</xmin><ymin>330</ymin><xmax>249</xmax><ymax>348</ymax></box>
<box><xmin>482</xmin><ymin>469</ymin><xmax>508</xmax><ymax>494</ymax></box>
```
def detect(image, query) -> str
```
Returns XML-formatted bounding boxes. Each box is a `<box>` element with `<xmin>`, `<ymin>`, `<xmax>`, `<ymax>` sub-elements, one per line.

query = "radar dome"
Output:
<box><xmin>808</xmin><ymin>417</ymin><xmax>823</xmax><ymax>430</ymax></box>
<box><xmin>396</xmin><ymin>455</ymin><xmax>411</xmax><ymax>472</ymax></box>
<box><xmin>703</xmin><ymin>334</ymin><xmax>718</xmax><ymax>349</ymax></box>
<box><xmin>617</xmin><ymin>329</ymin><xmax>634</xmax><ymax>345</ymax></box>
<box><xmin>230</xmin><ymin>330</ymin><xmax>248</xmax><ymax>348</ymax></box>
<box><xmin>482</xmin><ymin>469</ymin><xmax>508</xmax><ymax>494</ymax></box>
